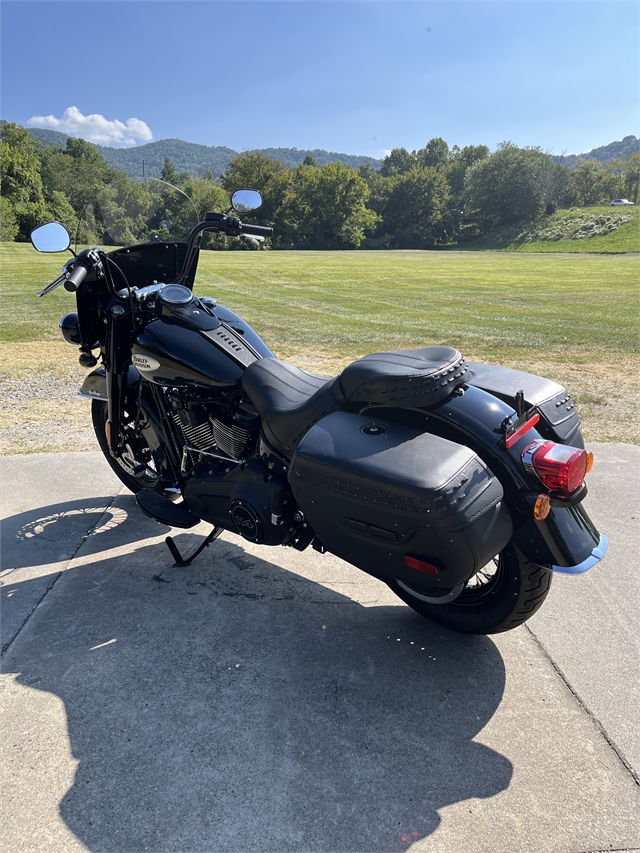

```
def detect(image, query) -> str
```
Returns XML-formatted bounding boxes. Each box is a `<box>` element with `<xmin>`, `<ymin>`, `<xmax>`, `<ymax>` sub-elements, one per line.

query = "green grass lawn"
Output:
<box><xmin>193</xmin><ymin>249</ymin><xmax>639</xmax><ymax>364</ymax></box>
<box><xmin>2</xmin><ymin>242</ymin><xmax>637</xmax><ymax>359</ymax></box>
<box><xmin>2</xmin><ymin>242</ymin><xmax>638</xmax><ymax>444</ymax></box>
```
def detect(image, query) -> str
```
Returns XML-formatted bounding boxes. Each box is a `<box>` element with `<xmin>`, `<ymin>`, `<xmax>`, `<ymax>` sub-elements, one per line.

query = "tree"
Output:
<box><xmin>375</xmin><ymin>165</ymin><xmax>451</xmax><ymax>248</ymax></box>
<box><xmin>446</xmin><ymin>144</ymin><xmax>490</xmax><ymax>202</ymax></box>
<box><xmin>46</xmin><ymin>190</ymin><xmax>77</xmax><ymax>236</ymax></box>
<box><xmin>416</xmin><ymin>137</ymin><xmax>450</xmax><ymax>170</ymax></box>
<box><xmin>569</xmin><ymin>160</ymin><xmax>610</xmax><ymax>206</ymax></box>
<box><xmin>0</xmin><ymin>122</ymin><xmax>48</xmax><ymax>239</ymax></box>
<box><xmin>39</xmin><ymin>136</ymin><xmax>121</xmax><ymax>218</ymax></box>
<box><xmin>159</xmin><ymin>157</ymin><xmax>188</xmax><ymax>186</ymax></box>
<box><xmin>624</xmin><ymin>153</ymin><xmax>640</xmax><ymax>203</ymax></box>
<box><xmin>222</xmin><ymin>151</ymin><xmax>286</xmax><ymax>192</ymax></box>
<box><xmin>281</xmin><ymin>161</ymin><xmax>379</xmax><ymax>249</ymax></box>
<box><xmin>66</xmin><ymin>136</ymin><xmax>108</xmax><ymax>168</ymax></box>
<box><xmin>380</xmin><ymin>147</ymin><xmax>415</xmax><ymax>177</ymax></box>
<box><xmin>531</xmin><ymin>157</ymin><xmax>572</xmax><ymax>214</ymax></box>
<box><xmin>221</xmin><ymin>151</ymin><xmax>291</xmax><ymax>228</ymax></box>
<box><xmin>182</xmin><ymin>177</ymin><xmax>228</xmax><ymax>221</ymax></box>
<box><xmin>0</xmin><ymin>196</ymin><xmax>19</xmax><ymax>241</ymax></box>
<box><xmin>463</xmin><ymin>142</ymin><xmax>551</xmax><ymax>228</ymax></box>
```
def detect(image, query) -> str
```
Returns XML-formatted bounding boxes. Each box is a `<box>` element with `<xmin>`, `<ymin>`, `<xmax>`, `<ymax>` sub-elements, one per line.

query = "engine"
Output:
<box><xmin>166</xmin><ymin>388</ymin><xmax>298</xmax><ymax>547</ymax></box>
<box><xmin>166</xmin><ymin>389</ymin><xmax>260</xmax><ymax>462</ymax></box>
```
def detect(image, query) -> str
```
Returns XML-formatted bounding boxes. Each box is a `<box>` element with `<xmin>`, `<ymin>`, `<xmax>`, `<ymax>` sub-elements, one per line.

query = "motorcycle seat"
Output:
<box><xmin>241</xmin><ymin>358</ymin><xmax>340</xmax><ymax>456</ymax></box>
<box><xmin>339</xmin><ymin>346</ymin><xmax>470</xmax><ymax>407</ymax></box>
<box><xmin>242</xmin><ymin>347</ymin><xmax>469</xmax><ymax>457</ymax></box>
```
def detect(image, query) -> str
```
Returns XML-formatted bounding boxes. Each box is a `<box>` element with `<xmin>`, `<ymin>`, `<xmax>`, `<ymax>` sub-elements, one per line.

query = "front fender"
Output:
<box><xmin>79</xmin><ymin>365</ymin><xmax>141</xmax><ymax>401</ymax></box>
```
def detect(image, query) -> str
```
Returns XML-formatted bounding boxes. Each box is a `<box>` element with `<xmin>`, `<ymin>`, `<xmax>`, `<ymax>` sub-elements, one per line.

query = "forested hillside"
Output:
<box><xmin>554</xmin><ymin>135</ymin><xmax>638</xmax><ymax>169</ymax></box>
<box><xmin>20</xmin><ymin>125</ymin><xmax>638</xmax><ymax>179</ymax></box>
<box><xmin>22</xmin><ymin>126</ymin><xmax>381</xmax><ymax>178</ymax></box>
<box><xmin>2</xmin><ymin>121</ymin><xmax>638</xmax><ymax>251</ymax></box>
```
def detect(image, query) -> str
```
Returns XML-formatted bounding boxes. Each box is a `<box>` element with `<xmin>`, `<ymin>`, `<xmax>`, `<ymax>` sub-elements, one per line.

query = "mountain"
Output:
<box><xmin>25</xmin><ymin>127</ymin><xmax>71</xmax><ymax>149</ymax></box>
<box><xmin>553</xmin><ymin>136</ymin><xmax>639</xmax><ymax>168</ymax></box>
<box><xmin>15</xmin><ymin>125</ymin><xmax>640</xmax><ymax>176</ymax></box>
<box><xmin>24</xmin><ymin>127</ymin><xmax>382</xmax><ymax>177</ymax></box>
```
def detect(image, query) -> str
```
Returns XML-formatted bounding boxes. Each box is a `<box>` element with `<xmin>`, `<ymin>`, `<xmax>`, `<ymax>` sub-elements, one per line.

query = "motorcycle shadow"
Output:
<box><xmin>1</xmin><ymin>496</ymin><xmax>139</xmax><ymax>653</ymax></box>
<box><xmin>4</xmin><ymin>495</ymin><xmax>512</xmax><ymax>853</ymax></box>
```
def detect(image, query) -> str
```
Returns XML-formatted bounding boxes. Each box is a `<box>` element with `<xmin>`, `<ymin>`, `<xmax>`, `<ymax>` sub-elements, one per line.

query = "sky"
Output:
<box><xmin>1</xmin><ymin>1</ymin><xmax>638</xmax><ymax>158</ymax></box>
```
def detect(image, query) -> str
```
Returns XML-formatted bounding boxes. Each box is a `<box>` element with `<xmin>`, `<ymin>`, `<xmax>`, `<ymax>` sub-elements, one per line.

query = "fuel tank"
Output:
<box><xmin>132</xmin><ymin>298</ymin><xmax>274</xmax><ymax>388</ymax></box>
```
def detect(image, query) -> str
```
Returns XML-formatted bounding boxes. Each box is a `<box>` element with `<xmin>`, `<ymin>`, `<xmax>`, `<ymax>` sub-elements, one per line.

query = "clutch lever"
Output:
<box><xmin>37</xmin><ymin>272</ymin><xmax>67</xmax><ymax>297</ymax></box>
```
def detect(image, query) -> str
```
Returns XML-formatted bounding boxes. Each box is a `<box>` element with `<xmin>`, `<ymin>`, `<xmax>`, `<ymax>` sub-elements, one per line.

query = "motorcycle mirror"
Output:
<box><xmin>230</xmin><ymin>189</ymin><xmax>263</xmax><ymax>213</ymax></box>
<box><xmin>30</xmin><ymin>222</ymin><xmax>71</xmax><ymax>253</ymax></box>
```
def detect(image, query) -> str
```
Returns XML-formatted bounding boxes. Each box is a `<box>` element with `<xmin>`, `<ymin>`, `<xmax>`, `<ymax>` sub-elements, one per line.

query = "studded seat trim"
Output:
<box><xmin>339</xmin><ymin>346</ymin><xmax>470</xmax><ymax>408</ymax></box>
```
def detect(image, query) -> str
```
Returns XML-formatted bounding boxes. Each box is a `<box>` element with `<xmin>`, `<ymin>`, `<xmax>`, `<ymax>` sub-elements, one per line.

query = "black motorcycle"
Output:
<box><xmin>30</xmin><ymin>177</ymin><xmax>608</xmax><ymax>635</ymax></box>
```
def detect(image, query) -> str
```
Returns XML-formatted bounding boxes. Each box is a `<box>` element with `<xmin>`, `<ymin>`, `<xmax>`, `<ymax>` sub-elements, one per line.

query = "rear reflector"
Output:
<box><xmin>522</xmin><ymin>439</ymin><xmax>590</xmax><ymax>498</ymax></box>
<box><xmin>404</xmin><ymin>556</ymin><xmax>439</xmax><ymax>576</ymax></box>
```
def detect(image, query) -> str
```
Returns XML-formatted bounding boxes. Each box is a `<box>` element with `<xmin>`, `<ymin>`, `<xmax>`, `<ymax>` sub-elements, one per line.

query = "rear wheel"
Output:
<box><xmin>387</xmin><ymin>542</ymin><xmax>553</xmax><ymax>634</ymax></box>
<box><xmin>91</xmin><ymin>400</ymin><xmax>171</xmax><ymax>495</ymax></box>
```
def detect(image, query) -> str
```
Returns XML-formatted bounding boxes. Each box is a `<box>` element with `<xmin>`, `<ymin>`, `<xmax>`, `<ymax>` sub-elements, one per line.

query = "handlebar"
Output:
<box><xmin>176</xmin><ymin>213</ymin><xmax>273</xmax><ymax>286</ymax></box>
<box><xmin>202</xmin><ymin>212</ymin><xmax>273</xmax><ymax>239</ymax></box>
<box><xmin>242</xmin><ymin>223</ymin><xmax>273</xmax><ymax>238</ymax></box>
<box><xmin>64</xmin><ymin>261</ymin><xmax>89</xmax><ymax>292</ymax></box>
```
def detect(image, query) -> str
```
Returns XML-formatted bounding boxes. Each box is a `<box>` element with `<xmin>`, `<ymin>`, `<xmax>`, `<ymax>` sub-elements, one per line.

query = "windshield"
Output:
<box><xmin>76</xmin><ymin>177</ymin><xmax>200</xmax><ymax>251</ymax></box>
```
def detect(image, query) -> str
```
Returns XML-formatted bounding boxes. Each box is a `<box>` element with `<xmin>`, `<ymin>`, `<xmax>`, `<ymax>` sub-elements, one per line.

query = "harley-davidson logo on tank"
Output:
<box><xmin>132</xmin><ymin>354</ymin><xmax>161</xmax><ymax>372</ymax></box>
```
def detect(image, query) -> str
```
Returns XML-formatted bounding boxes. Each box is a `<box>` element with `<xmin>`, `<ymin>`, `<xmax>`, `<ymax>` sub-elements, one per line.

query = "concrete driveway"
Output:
<box><xmin>1</xmin><ymin>445</ymin><xmax>639</xmax><ymax>853</ymax></box>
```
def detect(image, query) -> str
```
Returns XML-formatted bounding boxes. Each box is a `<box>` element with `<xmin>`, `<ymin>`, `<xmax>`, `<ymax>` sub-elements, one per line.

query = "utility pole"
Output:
<box><xmin>142</xmin><ymin>159</ymin><xmax>146</xmax><ymax>178</ymax></box>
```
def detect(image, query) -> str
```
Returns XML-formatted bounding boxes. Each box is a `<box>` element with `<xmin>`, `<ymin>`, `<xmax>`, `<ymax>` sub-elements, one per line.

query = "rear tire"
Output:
<box><xmin>91</xmin><ymin>400</ymin><xmax>171</xmax><ymax>495</ymax></box>
<box><xmin>387</xmin><ymin>542</ymin><xmax>553</xmax><ymax>634</ymax></box>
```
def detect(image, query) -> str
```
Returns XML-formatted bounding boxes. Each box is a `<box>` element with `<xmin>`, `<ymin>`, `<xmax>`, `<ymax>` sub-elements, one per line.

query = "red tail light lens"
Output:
<box><xmin>522</xmin><ymin>440</ymin><xmax>591</xmax><ymax>498</ymax></box>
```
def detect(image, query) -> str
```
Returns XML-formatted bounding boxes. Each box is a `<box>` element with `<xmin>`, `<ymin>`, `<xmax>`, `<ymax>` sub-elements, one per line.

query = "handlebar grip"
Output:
<box><xmin>242</xmin><ymin>224</ymin><xmax>273</xmax><ymax>238</ymax></box>
<box><xmin>64</xmin><ymin>262</ymin><xmax>89</xmax><ymax>292</ymax></box>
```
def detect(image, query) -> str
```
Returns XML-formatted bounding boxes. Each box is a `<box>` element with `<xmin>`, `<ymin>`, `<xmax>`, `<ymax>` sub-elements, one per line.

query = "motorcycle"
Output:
<box><xmin>30</xmin><ymin>177</ymin><xmax>608</xmax><ymax>635</ymax></box>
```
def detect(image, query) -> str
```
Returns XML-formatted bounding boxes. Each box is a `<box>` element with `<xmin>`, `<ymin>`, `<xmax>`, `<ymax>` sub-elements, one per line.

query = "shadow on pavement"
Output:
<box><xmin>1</xmin><ymin>497</ymin><xmax>140</xmax><ymax>571</ymax></box>
<box><xmin>3</xmin><ymin>498</ymin><xmax>512</xmax><ymax>852</ymax></box>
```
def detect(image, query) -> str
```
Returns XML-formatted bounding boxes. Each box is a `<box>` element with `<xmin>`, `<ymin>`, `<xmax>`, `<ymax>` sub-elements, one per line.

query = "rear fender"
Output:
<box><xmin>362</xmin><ymin>384</ymin><xmax>605</xmax><ymax>572</ymax></box>
<box><xmin>466</xmin><ymin>362</ymin><xmax>584</xmax><ymax>447</ymax></box>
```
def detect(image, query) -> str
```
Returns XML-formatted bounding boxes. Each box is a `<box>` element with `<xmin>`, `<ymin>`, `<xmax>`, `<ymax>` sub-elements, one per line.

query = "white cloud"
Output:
<box><xmin>26</xmin><ymin>106</ymin><xmax>153</xmax><ymax>147</ymax></box>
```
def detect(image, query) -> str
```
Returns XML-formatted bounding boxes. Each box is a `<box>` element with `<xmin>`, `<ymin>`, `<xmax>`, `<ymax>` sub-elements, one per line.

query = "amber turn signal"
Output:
<box><xmin>533</xmin><ymin>493</ymin><xmax>551</xmax><ymax>520</ymax></box>
<box><xmin>585</xmin><ymin>450</ymin><xmax>594</xmax><ymax>474</ymax></box>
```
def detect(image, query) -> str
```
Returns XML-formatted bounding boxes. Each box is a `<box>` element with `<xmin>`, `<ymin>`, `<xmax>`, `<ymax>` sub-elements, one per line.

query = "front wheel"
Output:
<box><xmin>91</xmin><ymin>400</ymin><xmax>172</xmax><ymax>495</ymax></box>
<box><xmin>387</xmin><ymin>542</ymin><xmax>553</xmax><ymax>635</ymax></box>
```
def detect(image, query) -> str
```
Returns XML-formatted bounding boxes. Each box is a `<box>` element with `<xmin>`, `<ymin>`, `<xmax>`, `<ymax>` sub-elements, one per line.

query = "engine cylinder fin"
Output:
<box><xmin>211</xmin><ymin>417</ymin><xmax>257</xmax><ymax>460</ymax></box>
<box><xmin>169</xmin><ymin>412</ymin><xmax>216</xmax><ymax>451</ymax></box>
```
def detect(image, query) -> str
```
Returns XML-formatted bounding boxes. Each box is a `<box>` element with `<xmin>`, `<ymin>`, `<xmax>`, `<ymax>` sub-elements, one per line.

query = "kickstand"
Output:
<box><xmin>165</xmin><ymin>526</ymin><xmax>223</xmax><ymax>568</ymax></box>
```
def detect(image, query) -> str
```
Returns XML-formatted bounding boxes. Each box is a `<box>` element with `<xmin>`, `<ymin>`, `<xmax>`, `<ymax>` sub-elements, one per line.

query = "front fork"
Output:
<box><xmin>105</xmin><ymin>309</ymin><xmax>133</xmax><ymax>457</ymax></box>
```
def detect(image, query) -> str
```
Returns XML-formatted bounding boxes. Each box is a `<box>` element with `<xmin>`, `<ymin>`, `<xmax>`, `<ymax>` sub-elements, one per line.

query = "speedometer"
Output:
<box><xmin>158</xmin><ymin>284</ymin><xmax>193</xmax><ymax>306</ymax></box>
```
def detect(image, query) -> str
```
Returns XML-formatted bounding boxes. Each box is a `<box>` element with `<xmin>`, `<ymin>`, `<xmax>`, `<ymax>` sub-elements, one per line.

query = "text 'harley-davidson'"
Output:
<box><xmin>31</xmin><ymin>177</ymin><xmax>608</xmax><ymax>635</ymax></box>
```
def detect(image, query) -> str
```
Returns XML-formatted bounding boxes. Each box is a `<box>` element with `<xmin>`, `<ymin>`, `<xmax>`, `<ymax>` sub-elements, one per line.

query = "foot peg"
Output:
<box><xmin>136</xmin><ymin>488</ymin><xmax>199</xmax><ymax>528</ymax></box>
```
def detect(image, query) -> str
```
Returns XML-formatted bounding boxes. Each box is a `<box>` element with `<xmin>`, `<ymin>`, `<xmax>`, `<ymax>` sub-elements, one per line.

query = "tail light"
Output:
<box><xmin>522</xmin><ymin>439</ymin><xmax>593</xmax><ymax>498</ymax></box>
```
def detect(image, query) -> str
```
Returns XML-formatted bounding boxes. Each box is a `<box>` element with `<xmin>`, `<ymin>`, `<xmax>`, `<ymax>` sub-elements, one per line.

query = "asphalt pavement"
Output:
<box><xmin>1</xmin><ymin>444</ymin><xmax>639</xmax><ymax>853</ymax></box>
